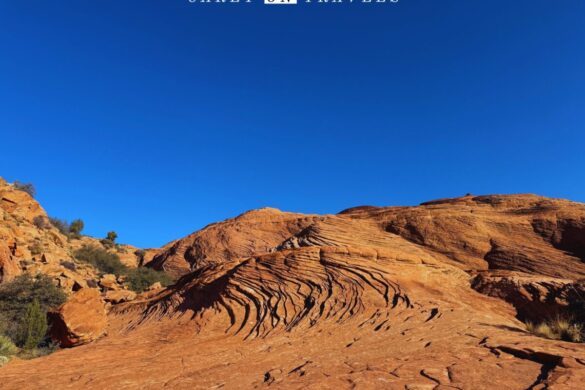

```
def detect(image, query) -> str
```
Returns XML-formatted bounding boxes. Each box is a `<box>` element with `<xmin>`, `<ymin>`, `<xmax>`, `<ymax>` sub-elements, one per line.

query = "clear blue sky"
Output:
<box><xmin>1</xmin><ymin>1</ymin><xmax>584</xmax><ymax>248</ymax></box>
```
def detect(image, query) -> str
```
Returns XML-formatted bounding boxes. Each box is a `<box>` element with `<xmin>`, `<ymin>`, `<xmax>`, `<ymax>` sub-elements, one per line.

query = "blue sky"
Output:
<box><xmin>1</xmin><ymin>0</ymin><xmax>584</xmax><ymax>248</ymax></box>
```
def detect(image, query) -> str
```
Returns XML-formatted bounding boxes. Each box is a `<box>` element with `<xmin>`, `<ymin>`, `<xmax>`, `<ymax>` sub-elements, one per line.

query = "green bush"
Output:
<box><xmin>74</xmin><ymin>245</ymin><xmax>126</xmax><ymax>275</ymax></box>
<box><xmin>69</xmin><ymin>219</ymin><xmax>84</xmax><ymax>239</ymax></box>
<box><xmin>0</xmin><ymin>274</ymin><xmax>66</xmax><ymax>341</ymax></box>
<box><xmin>16</xmin><ymin>299</ymin><xmax>48</xmax><ymax>349</ymax></box>
<box><xmin>17</xmin><ymin>340</ymin><xmax>59</xmax><ymax>360</ymax></box>
<box><xmin>125</xmin><ymin>267</ymin><xmax>174</xmax><ymax>293</ymax></box>
<box><xmin>75</xmin><ymin>245</ymin><xmax>173</xmax><ymax>292</ymax></box>
<box><xmin>106</xmin><ymin>231</ymin><xmax>118</xmax><ymax>242</ymax></box>
<box><xmin>0</xmin><ymin>335</ymin><xmax>18</xmax><ymax>357</ymax></box>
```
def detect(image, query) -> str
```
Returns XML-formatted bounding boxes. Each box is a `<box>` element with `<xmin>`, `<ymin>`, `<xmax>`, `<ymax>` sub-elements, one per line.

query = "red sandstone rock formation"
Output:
<box><xmin>48</xmin><ymin>288</ymin><xmax>108</xmax><ymax>347</ymax></box>
<box><xmin>0</xmin><ymin>177</ymin><xmax>157</xmax><ymax>292</ymax></box>
<box><xmin>1</xmin><ymin>193</ymin><xmax>585</xmax><ymax>389</ymax></box>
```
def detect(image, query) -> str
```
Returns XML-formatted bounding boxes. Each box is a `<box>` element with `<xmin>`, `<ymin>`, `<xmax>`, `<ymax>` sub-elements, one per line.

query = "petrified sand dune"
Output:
<box><xmin>147</xmin><ymin>208</ymin><xmax>320</xmax><ymax>277</ymax></box>
<box><xmin>1</xmin><ymin>194</ymin><xmax>585</xmax><ymax>389</ymax></box>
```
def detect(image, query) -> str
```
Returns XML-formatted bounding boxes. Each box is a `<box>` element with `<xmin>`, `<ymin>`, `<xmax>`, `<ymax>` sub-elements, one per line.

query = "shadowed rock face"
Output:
<box><xmin>2</xmin><ymin>194</ymin><xmax>585</xmax><ymax>389</ymax></box>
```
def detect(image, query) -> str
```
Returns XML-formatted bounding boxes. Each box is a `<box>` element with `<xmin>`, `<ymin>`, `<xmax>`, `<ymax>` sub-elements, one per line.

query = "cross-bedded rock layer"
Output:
<box><xmin>2</xmin><ymin>194</ymin><xmax>585</xmax><ymax>389</ymax></box>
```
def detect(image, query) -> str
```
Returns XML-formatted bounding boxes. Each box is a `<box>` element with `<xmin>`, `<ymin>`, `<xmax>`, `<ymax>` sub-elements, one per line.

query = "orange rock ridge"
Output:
<box><xmin>1</xmin><ymin>192</ymin><xmax>585</xmax><ymax>388</ymax></box>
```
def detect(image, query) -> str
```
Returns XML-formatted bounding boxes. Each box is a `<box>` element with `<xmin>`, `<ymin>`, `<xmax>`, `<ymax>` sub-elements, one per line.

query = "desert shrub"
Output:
<box><xmin>100</xmin><ymin>238</ymin><xmax>114</xmax><ymax>249</ymax></box>
<box><xmin>16</xmin><ymin>299</ymin><xmax>48</xmax><ymax>349</ymax></box>
<box><xmin>0</xmin><ymin>274</ymin><xmax>66</xmax><ymax>341</ymax></box>
<box><xmin>526</xmin><ymin>317</ymin><xmax>583</xmax><ymax>343</ymax></box>
<box><xmin>28</xmin><ymin>240</ymin><xmax>43</xmax><ymax>256</ymax></box>
<box><xmin>32</xmin><ymin>216</ymin><xmax>48</xmax><ymax>229</ymax></box>
<box><xmin>13</xmin><ymin>181</ymin><xmax>35</xmax><ymax>197</ymax></box>
<box><xmin>125</xmin><ymin>267</ymin><xmax>174</xmax><ymax>293</ymax></box>
<box><xmin>17</xmin><ymin>339</ymin><xmax>59</xmax><ymax>360</ymax></box>
<box><xmin>134</xmin><ymin>249</ymin><xmax>146</xmax><ymax>266</ymax></box>
<box><xmin>74</xmin><ymin>245</ymin><xmax>173</xmax><ymax>292</ymax></box>
<box><xmin>49</xmin><ymin>217</ymin><xmax>70</xmax><ymax>236</ymax></box>
<box><xmin>69</xmin><ymin>219</ymin><xmax>84</xmax><ymax>239</ymax></box>
<box><xmin>74</xmin><ymin>245</ymin><xmax>126</xmax><ymax>275</ymax></box>
<box><xmin>115</xmin><ymin>244</ymin><xmax>127</xmax><ymax>254</ymax></box>
<box><xmin>0</xmin><ymin>335</ymin><xmax>18</xmax><ymax>357</ymax></box>
<box><xmin>106</xmin><ymin>231</ymin><xmax>118</xmax><ymax>242</ymax></box>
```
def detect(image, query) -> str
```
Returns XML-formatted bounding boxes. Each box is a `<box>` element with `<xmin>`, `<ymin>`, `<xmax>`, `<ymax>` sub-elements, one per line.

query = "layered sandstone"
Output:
<box><xmin>1</xmin><ymin>193</ymin><xmax>585</xmax><ymax>389</ymax></box>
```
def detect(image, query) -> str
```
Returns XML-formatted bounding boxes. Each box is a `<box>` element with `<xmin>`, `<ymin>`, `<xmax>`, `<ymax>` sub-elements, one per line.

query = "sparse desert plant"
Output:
<box><xmin>74</xmin><ymin>245</ymin><xmax>173</xmax><ymax>292</ymax></box>
<box><xmin>0</xmin><ymin>334</ymin><xmax>18</xmax><ymax>357</ymax></box>
<box><xmin>106</xmin><ymin>231</ymin><xmax>118</xmax><ymax>242</ymax></box>
<box><xmin>74</xmin><ymin>245</ymin><xmax>126</xmax><ymax>275</ymax></box>
<box><xmin>13</xmin><ymin>181</ymin><xmax>36</xmax><ymax>197</ymax></box>
<box><xmin>526</xmin><ymin>316</ymin><xmax>583</xmax><ymax>343</ymax></box>
<box><xmin>28</xmin><ymin>240</ymin><xmax>44</xmax><ymax>256</ymax></box>
<box><xmin>16</xmin><ymin>299</ymin><xmax>48</xmax><ymax>349</ymax></box>
<box><xmin>100</xmin><ymin>238</ymin><xmax>114</xmax><ymax>249</ymax></box>
<box><xmin>553</xmin><ymin>317</ymin><xmax>583</xmax><ymax>342</ymax></box>
<box><xmin>135</xmin><ymin>249</ymin><xmax>146</xmax><ymax>266</ymax></box>
<box><xmin>69</xmin><ymin>219</ymin><xmax>85</xmax><ymax>239</ymax></box>
<box><xmin>32</xmin><ymin>215</ymin><xmax>48</xmax><ymax>229</ymax></box>
<box><xmin>17</xmin><ymin>339</ymin><xmax>59</xmax><ymax>360</ymax></box>
<box><xmin>125</xmin><ymin>267</ymin><xmax>174</xmax><ymax>293</ymax></box>
<box><xmin>48</xmin><ymin>217</ymin><xmax>70</xmax><ymax>235</ymax></box>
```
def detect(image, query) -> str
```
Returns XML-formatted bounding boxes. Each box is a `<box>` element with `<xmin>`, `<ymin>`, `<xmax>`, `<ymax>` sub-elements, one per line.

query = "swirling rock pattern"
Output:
<box><xmin>2</xmin><ymin>194</ymin><xmax>585</xmax><ymax>389</ymax></box>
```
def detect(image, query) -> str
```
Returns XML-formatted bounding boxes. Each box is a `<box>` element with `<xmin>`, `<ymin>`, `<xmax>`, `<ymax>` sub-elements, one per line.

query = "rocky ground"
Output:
<box><xmin>1</xmin><ymin>186</ymin><xmax>585</xmax><ymax>389</ymax></box>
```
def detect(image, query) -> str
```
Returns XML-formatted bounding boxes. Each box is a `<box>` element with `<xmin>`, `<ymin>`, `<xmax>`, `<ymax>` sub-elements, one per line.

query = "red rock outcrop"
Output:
<box><xmin>1</xmin><ymin>194</ymin><xmax>585</xmax><ymax>389</ymax></box>
<box><xmin>48</xmin><ymin>288</ymin><xmax>108</xmax><ymax>347</ymax></box>
<box><xmin>472</xmin><ymin>270</ymin><xmax>585</xmax><ymax>322</ymax></box>
<box><xmin>0</xmin><ymin>243</ymin><xmax>19</xmax><ymax>283</ymax></box>
<box><xmin>0</xmin><ymin>177</ymin><xmax>156</xmax><ymax>293</ymax></box>
<box><xmin>147</xmin><ymin>208</ymin><xmax>320</xmax><ymax>277</ymax></box>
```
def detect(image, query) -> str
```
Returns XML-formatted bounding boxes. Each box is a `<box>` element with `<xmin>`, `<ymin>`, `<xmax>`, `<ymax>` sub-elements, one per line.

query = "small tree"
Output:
<box><xmin>69</xmin><ymin>219</ymin><xmax>84</xmax><ymax>238</ymax></box>
<box><xmin>13</xmin><ymin>181</ymin><xmax>36</xmax><ymax>197</ymax></box>
<box><xmin>106</xmin><ymin>231</ymin><xmax>118</xmax><ymax>242</ymax></box>
<box><xmin>16</xmin><ymin>299</ymin><xmax>48</xmax><ymax>350</ymax></box>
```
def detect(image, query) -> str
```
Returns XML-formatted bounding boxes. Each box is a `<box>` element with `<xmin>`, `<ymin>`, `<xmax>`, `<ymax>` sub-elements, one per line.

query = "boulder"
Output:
<box><xmin>147</xmin><ymin>281</ymin><xmax>162</xmax><ymax>291</ymax></box>
<box><xmin>48</xmin><ymin>288</ymin><xmax>107</xmax><ymax>347</ymax></box>
<box><xmin>0</xmin><ymin>243</ymin><xmax>19</xmax><ymax>282</ymax></box>
<box><xmin>99</xmin><ymin>274</ymin><xmax>119</xmax><ymax>290</ymax></box>
<box><xmin>104</xmin><ymin>289</ymin><xmax>137</xmax><ymax>304</ymax></box>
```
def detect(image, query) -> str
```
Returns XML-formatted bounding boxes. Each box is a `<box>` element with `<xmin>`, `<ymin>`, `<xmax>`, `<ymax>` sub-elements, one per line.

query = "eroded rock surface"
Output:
<box><xmin>0</xmin><ymin>177</ymin><xmax>157</xmax><ymax>293</ymax></box>
<box><xmin>1</xmin><ymin>194</ymin><xmax>585</xmax><ymax>389</ymax></box>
